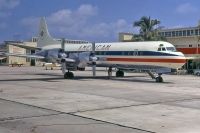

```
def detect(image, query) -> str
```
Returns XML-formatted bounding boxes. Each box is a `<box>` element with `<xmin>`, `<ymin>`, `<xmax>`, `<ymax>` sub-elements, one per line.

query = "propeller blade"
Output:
<box><xmin>92</xmin><ymin>42</ymin><xmax>95</xmax><ymax>54</ymax></box>
<box><xmin>92</xmin><ymin>63</ymin><xmax>96</xmax><ymax>77</ymax></box>
<box><xmin>60</xmin><ymin>38</ymin><xmax>66</xmax><ymax>74</ymax></box>
<box><xmin>91</xmin><ymin>42</ymin><xmax>96</xmax><ymax>77</ymax></box>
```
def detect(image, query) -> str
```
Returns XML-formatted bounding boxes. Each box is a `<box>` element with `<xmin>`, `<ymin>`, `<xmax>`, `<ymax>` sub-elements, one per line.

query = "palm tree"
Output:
<box><xmin>133</xmin><ymin>16</ymin><xmax>162</xmax><ymax>41</ymax></box>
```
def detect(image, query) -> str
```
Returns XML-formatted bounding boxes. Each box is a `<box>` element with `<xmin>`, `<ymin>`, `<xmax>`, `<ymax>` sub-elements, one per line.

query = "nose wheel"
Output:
<box><xmin>155</xmin><ymin>74</ymin><xmax>163</xmax><ymax>82</ymax></box>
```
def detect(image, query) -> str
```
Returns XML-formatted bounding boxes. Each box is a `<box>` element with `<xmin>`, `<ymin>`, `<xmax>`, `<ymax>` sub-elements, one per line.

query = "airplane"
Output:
<box><xmin>2</xmin><ymin>17</ymin><xmax>186</xmax><ymax>82</ymax></box>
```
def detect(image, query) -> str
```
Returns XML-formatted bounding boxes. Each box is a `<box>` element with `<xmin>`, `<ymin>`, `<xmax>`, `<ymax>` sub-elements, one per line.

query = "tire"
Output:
<box><xmin>156</xmin><ymin>76</ymin><xmax>163</xmax><ymax>82</ymax></box>
<box><xmin>116</xmin><ymin>70</ymin><xmax>124</xmax><ymax>77</ymax></box>
<box><xmin>64</xmin><ymin>72</ymin><xmax>74</xmax><ymax>79</ymax></box>
<box><xmin>196</xmin><ymin>72</ymin><xmax>200</xmax><ymax>76</ymax></box>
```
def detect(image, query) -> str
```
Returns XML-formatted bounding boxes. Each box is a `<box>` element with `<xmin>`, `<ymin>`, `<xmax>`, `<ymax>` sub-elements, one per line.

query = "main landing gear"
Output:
<box><xmin>107</xmin><ymin>68</ymin><xmax>125</xmax><ymax>79</ymax></box>
<box><xmin>64</xmin><ymin>70</ymin><xmax>74</xmax><ymax>79</ymax></box>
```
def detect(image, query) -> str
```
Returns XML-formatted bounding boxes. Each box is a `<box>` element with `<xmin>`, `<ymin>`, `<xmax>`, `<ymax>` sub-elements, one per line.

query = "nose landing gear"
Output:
<box><xmin>155</xmin><ymin>74</ymin><xmax>163</xmax><ymax>83</ymax></box>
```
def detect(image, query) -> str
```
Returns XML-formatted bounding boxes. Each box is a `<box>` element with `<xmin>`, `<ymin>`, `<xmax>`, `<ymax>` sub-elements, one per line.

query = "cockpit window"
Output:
<box><xmin>158</xmin><ymin>47</ymin><xmax>166</xmax><ymax>51</ymax></box>
<box><xmin>158</xmin><ymin>44</ymin><xmax>166</xmax><ymax>51</ymax></box>
<box><xmin>166</xmin><ymin>47</ymin><xmax>176</xmax><ymax>52</ymax></box>
<box><xmin>162</xmin><ymin>47</ymin><xmax>166</xmax><ymax>51</ymax></box>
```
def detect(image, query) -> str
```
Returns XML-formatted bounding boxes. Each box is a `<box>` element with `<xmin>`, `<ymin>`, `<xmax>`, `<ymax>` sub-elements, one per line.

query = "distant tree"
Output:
<box><xmin>133</xmin><ymin>16</ymin><xmax>165</xmax><ymax>41</ymax></box>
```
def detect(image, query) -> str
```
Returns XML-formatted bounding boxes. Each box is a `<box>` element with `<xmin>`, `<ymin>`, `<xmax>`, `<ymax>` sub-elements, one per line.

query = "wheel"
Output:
<box><xmin>195</xmin><ymin>72</ymin><xmax>200</xmax><ymax>76</ymax></box>
<box><xmin>116</xmin><ymin>70</ymin><xmax>124</xmax><ymax>77</ymax></box>
<box><xmin>64</xmin><ymin>72</ymin><xmax>74</xmax><ymax>79</ymax></box>
<box><xmin>156</xmin><ymin>76</ymin><xmax>163</xmax><ymax>82</ymax></box>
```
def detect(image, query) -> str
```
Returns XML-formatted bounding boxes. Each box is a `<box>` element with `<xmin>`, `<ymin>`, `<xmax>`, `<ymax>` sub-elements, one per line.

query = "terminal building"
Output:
<box><xmin>159</xmin><ymin>25</ymin><xmax>200</xmax><ymax>71</ymax></box>
<box><xmin>0</xmin><ymin>38</ymin><xmax>38</xmax><ymax>66</ymax></box>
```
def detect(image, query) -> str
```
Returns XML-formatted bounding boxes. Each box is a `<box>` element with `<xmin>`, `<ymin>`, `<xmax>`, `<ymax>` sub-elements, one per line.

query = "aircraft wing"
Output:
<box><xmin>3</xmin><ymin>53</ymin><xmax>45</xmax><ymax>59</ymax></box>
<box><xmin>8</xmin><ymin>43</ymin><xmax>42</xmax><ymax>50</ymax></box>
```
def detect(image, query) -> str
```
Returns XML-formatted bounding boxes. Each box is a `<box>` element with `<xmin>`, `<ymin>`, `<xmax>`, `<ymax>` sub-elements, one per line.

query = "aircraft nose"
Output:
<box><xmin>178</xmin><ymin>52</ymin><xmax>186</xmax><ymax>63</ymax></box>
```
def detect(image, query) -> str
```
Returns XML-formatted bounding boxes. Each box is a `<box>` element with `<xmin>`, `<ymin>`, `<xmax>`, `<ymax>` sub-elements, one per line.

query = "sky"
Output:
<box><xmin>1</xmin><ymin>0</ymin><xmax>200</xmax><ymax>43</ymax></box>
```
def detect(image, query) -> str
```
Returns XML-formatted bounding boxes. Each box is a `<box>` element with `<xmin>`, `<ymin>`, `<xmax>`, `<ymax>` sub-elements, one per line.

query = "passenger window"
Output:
<box><xmin>158</xmin><ymin>48</ymin><xmax>161</xmax><ymax>51</ymax></box>
<box><xmin>128</xmin><ymin>51</ymin><xmax>132</xmax><ymax>55</ymax></box>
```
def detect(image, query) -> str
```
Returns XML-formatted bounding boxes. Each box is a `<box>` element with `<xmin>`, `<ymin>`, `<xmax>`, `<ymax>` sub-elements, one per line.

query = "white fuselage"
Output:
<box><xmin>42</xmin><ymin>41</ymin><xmax>186</xmax><ymax>69</ymax></box>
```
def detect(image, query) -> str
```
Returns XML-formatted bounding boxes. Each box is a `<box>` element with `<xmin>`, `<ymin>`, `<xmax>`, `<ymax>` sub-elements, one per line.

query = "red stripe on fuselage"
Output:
<box><xmin>106</xmin><ymin>58</ymin><xmax>186</xmax><ymax>63</ymax></box>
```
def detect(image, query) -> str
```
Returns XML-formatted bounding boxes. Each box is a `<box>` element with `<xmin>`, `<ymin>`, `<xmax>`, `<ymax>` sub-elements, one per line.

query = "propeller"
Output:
<box><xmin>59</xmin><ymin>38</ymin><xmax>67</xmax><ymax>74</ymax></box>
<box><xmin>58</xmin><ymin>38</ymin><xmax>67</xmax><ymax>60</ymax></box>
<box><xmin>90</xmin><ymin>42</ymin><xmax>97</xmax><ymax>77</ymax></box>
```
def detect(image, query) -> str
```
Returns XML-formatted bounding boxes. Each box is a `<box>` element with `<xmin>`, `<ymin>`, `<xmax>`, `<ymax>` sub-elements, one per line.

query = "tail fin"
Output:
<box><xmin>37</xmin><ymin>17</ymin><xmax>59</xmax><ymax>47</ymax></box>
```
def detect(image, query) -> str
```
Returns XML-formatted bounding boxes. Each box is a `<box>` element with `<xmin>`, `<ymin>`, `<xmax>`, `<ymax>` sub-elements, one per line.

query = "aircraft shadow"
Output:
<box><xmin>74</xmin><ymin>76</ymin><xmax>173</xmax><ymax>84</ymax></box>
<box><xmin>0</xmin><ymin>73</ymin><xmax>172</xmax><ymax>84</ymax></box>
<box><xmin>0</xmin><ymin>73</ymin><xmax>62</xmax><ymax>76</ymax></box>
<box><xmin>0</xmin><ymin>77</ymin><xmax>64</xmax><ymax>82</ymax></box>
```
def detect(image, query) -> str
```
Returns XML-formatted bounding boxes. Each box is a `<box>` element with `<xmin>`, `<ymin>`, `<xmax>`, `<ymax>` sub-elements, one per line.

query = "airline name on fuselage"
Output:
<box><xmin>78</xmin><ymin>44</ymin><xmax>111</xmax><ymax>51</ymax></box>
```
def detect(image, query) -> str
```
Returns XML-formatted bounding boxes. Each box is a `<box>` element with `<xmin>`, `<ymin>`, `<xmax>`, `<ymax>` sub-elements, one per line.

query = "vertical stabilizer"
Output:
<box><xmin>37</xmin><ymin>17</ymin><xmax>59</xmax><ymax>47</ymax></box>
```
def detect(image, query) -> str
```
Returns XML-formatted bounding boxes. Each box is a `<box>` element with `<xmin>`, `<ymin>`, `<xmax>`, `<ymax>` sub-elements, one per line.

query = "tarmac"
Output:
<box><xmin>0</xmin><ymin>66</ymin><xmax>200</xmax><ymax>133</ymax></box>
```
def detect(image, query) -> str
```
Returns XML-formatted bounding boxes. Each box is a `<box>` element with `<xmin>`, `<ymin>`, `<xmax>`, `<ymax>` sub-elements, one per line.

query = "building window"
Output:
<box><xmin>195</xmin><ymin>29</ymin><xmax>198</xmax><ymax>35</ymax></box>
<box><xmin>187</xmin><ymin>30</ymin><xmax>191</xmax><ymax>36</ymax></box>
<box><xmin>189</xmin><ymin>44</ymin><xmax>192</xmax><ymax>47</ymax></box>
<box><xmin>164</xmin><ymin>32</ymin><xmax>167</xmax><ymax>37</ymax></box>
<box><xmin>178</xmin><ymin>31</ymin><xmax>182</xmax><ymax>36</ymax></box>
<box><xmin>191</xmin><ymin>30</ymin><xmax>194</xmax><ymax>35</ymax></box>
<box><xmin>172</xmin><ymin>31</ymin><xmax>175</xmax><ymax>37</ymax></box>
<box><xmin>183</xmin><ymin>30</ymin><xmax>186</xmax><ymax>36</ymax></box>
<box><xmin>165</xmin><ymin>32</ymin><xmax>172</xmax><ymax>37</ymax></box>
<box><xmin>175</xmin><ymin>31</ymin><xmax>179</xmax><ymax>36</ymax></box>
<box><xmin>169</xmin><ymin>32</ymin><xmax>172</xmax><ymax>37</ymax></box>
